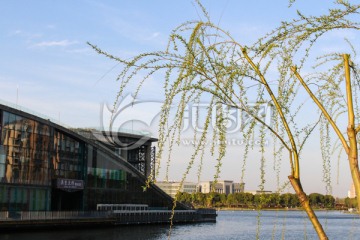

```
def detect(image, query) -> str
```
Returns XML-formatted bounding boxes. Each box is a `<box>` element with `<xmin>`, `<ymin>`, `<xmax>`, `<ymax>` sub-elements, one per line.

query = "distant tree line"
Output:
<box><xmin>176</xmin><ymin>192</ymin><xmax>338</xmax><ymax>209</ymax></box>
<box><xmin>344</xmin><ymin>197</ymin><xmax>358</xmax><ymax>208</ymax></box>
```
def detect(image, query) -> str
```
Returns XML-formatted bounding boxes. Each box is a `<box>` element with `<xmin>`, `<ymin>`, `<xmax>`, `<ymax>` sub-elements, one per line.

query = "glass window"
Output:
<box><xmin>10</xmin><ymin>188</ymin><xmax>16</xmax><ymax>203</ymax></box>
<box><xmin>35</xmin><ymin>189</ymin><xmax>42</xmax><ymax>210</ymax></box>
<box><xmin>75</xmin><ymin>142</ymin><xmax>79</xmax><ymax>153</ymax></box>
<box><xmin>34</xmin><ymin>122</ymin><xmax>46</xmax><ymax>135</ymax></box>
<box><xmin>0</xmin><ymin>163</ymin><xmax>5</xmax><ymax>179</ymax></box>
<box><xmin>8</xmin><ymin>113</ymin><xmax>16</xmax><ymax>129</ymax></box>
<box><xmin>61</xmin><ymin>138</ymin><xmax>65</xmax><ymax>151</ymax></box>
<box><xmin>2</xmin><ymin>111</ymin><xmax>9</xmax><ymax>127</ymax></box>
<box><xmin>16</xmin><ymin>188</ymin><xmax>22</xmax><ymax>203</ymax></box>
<box><xmin>15</xmin><ymin>115</ymin><xmax>23</xmax><ymax>131</ymax></box>
<box><xmin>42</xmin><ymin>125</ymin><xmax>50</xmax><ymax>136</ymax></box>
<box><xmin>21</xmin><ymin>188</ymin><xmax>27</xmax><ymax>204</ymax></box>
<box><xmin>87</xmin><ymin>145</ymin><xmax>93</xmax><ymax>167</ymax></box>
<box><xmin>33</xmin><ymin>121</ymin><xmax>38</xmax><ymax>134</ymax></box>
<box><xmin>23</xmin><ymin>119</ymin><xmax>34</xmax><ymax>133</ymax></box>
<box><xmin>65</xmin><ymin>139</ymin><xmax>70</xmax><ymax>152</ymax></box>
<box><xmin>0</xmin><ymin>146</ymin><xmax>5</xmax><ymax>164</ymax></box>
<box><xmin>0</xmin><ymin>130</ymin><xmax>4</xmax><ymax>146</ymax></box>
<box><xmin>29</xmin><ymin>189</ymin><xmax>36</xmax><ymax>210</ymax></box>
<box><xmin>0</xmin><ymin>186</ymin><xmax>7</xmax><ymax>204</ymax></box>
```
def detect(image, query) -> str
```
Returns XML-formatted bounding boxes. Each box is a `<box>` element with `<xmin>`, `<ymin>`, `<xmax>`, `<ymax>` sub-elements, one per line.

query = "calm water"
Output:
<box><xmin>0</xmin><ymin>211</ymin><xmax>359</xmax><ymax>240</ymax></box>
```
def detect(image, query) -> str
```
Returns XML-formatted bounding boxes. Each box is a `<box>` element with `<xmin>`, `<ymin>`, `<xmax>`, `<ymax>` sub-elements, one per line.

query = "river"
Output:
<box><xmin>0</xmin><ymin>210</ymin><xmax>359</xmax><ymax>239</ymax></box>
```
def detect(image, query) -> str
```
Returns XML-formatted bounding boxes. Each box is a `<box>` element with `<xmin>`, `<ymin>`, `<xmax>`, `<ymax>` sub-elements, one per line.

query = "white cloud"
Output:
<box><xmin>10</xmin><ymin>29</ymin><xmax>22</xmax><ymax>35</ymax></box>
<box><xmin>8</xmin><ymin>29</ymin><xmax>42</xmax><ymax>39</ymax></box>
<box><xmin>32</xmin><ymin>40</ymin><xmax>78</xmax><ymax>47</ymax></box>
<box><xmin>148</xmin><ymin>32</ymin><xmax>160</xmax><ymax>39</ymax></box>
<box><xmin>46</xmin><ymin>24</ymin><xmax>56</xmax><ymax>29</ymax></box>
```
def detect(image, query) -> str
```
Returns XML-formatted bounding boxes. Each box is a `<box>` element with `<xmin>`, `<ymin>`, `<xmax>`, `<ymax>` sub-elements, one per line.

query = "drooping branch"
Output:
<box><xmin>298</xmin><ymin>114</ymin><xmax>323</xmax><ymax>154</ymax></box>
<box><xmin>242</xmin><ymin>48</ymin><xmax>300</xmax><ymax>178</ymax></box>
<box><xmin>184</xmin><ymin>80</ymin><xmax>295</xmax><ymax>171</ymax></box>
<box><xmin>291</xmin><ymin>66</ymin><xmax>350</xmax><ymax>154</ymax></box>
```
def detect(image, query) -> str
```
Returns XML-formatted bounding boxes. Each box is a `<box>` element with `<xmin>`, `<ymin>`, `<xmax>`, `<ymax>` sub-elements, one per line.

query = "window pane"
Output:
<box><xmin>8</xmin><ymin>113</ymin><xmax>16</xmax><ymax>129</ymax></box>
<box><xmin>2</xmin><ymin>111</ymin><xmax>9</xmax><ymax>126</ymax></box>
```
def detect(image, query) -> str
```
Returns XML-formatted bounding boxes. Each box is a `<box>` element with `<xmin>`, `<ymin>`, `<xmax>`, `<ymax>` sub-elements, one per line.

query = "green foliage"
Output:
<box><xmin>176</xmin><ymin>192</ymin><xmax>338</xmax><ymax>209</ymax></box>
<box><xmin>323</xmin><ymin>195</ymin><xmax>336</xmax><ymax>208</ymax></box>
<box><xmin>309</xmin><ymin>193</ymin><xmax>325</xmax><ymax>208</ymax></box>
<box><xmin>345</xmin><ymin>197</ymin><xmax>358</xmax><ymax>208</ymax></box>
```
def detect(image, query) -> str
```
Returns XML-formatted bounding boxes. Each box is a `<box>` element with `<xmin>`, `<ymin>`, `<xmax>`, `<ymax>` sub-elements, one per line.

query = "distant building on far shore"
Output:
<box><xmin>156</xmin><ymin>180</ymin><xmax>245</xmax><ymax>197</ymax></box>
<box><xmin>232</xmin><ymin>182</ymin><xmax>245</xmax><ymax>193</ymax></box>
<box><xmin>156</xmin><ymin>181</ymin><xmax>197</xmax><ymax>198</ymax></box>
<box><xmin>198</xmin><ymin>180</ymin><xmax>245</xmax><ymax>195</ymax></box>
<box><xmin>245</xmin><ymin>190</ymin><xmax>273</xmax><ymax>195</ymax></box>
<box><xmin>348</xmin><ymin>183</ymin><xmax>356</xmax><ymax>198</ymax></box>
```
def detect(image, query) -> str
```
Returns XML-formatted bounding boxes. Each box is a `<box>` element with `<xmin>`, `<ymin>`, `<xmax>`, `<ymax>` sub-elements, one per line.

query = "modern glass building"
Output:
<box><xmin>0</xmin><ymin>103</ymin><xmax>182</xmax><ymax>212</ymax></box>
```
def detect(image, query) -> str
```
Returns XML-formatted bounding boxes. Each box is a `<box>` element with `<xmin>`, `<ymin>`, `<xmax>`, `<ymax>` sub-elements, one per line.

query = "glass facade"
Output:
<box><xmin>0</xmin><ymin>111</ymin><xmax>52</xmax><ymax>211</ymax></box>
<box><xmin>0</xmin><ymin>186</ymin><xmax>49</xmax><ymax>211</ymax></box>
<box><xmin>52</xmin><ymin>130</ymin><xmax>85</xmax><ymax>180</ymax></box>
<box><xmin>0</xmin><ymin>106</ymin><xmax>179</xmax><ymax>212</ymax></box>
<box><xmin>1</xmin><ymin>111</ymin><xmax>51</xmax><ymax>186</ymax></box>
<box><xmin>84</xmin><ymin>145</ymin><xmax>171</xmax><ymax>210</ymax></box>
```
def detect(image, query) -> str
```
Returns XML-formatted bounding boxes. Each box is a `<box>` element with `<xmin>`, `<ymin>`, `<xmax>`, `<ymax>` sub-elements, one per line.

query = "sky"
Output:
<box><xmin>0</xmin><ymin>0</ymin><xmax>357</xmax><ymax>197</ymax></box>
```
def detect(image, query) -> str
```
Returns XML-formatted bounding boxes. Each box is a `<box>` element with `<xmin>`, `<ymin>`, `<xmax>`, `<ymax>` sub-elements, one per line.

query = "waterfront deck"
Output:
<box><xmin>0</xmin><ymin>209</ymin><xmax>217</xmax><ymax>231</ymax></box>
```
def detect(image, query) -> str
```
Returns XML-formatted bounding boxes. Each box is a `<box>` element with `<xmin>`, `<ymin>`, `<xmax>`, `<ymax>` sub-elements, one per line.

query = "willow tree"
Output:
<box><xmin>89</xmin><ymin>1</ymin><xmax>360</xmax><ymax>239</ymax></box>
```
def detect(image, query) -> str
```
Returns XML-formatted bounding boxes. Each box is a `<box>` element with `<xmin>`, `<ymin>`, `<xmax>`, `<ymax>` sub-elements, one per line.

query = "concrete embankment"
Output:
<box><xmin>0</xmin><ymin>209</ymin><xmax>217</xmax><ymax>231</ymax></box>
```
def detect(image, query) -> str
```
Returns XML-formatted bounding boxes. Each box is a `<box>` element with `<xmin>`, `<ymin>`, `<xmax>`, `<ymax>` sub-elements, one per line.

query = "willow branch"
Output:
<box><xmin>299</xmin><ymin>114</ymin><xmax>322</xmax><ymax>154</ymax></box>
<box><xmin>185</xmin><ymin>81</ymin><xmax>292</xmax><ymax>155</ymax></box>
<box><xmin>291</xmin><ymin>66</ymin><xmax>350</xmax><ymax>154</ymax></box>
<box><xmin>231</xmin><ymin>103</ymin><xmax>295</xmax><ymax>174</ymax></box>
<box><xmin>242</xmin><ymin>48</ymin><xmax>300</xmax><ymax>178</ymax></box>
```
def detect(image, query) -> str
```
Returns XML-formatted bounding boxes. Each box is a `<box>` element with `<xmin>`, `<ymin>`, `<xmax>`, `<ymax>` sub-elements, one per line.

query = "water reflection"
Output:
<box><xmin>0</xmin><ymin>225</ymin><xmax>171</xmax><ymax>240</ymax></box>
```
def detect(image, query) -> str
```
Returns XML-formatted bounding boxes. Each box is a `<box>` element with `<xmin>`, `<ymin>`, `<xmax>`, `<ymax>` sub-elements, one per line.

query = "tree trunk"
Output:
<box><xmin>343</xmin><ymin>54</ymin><xmax>360</xmax><ymax>212</ymax></box>
<box><xmin>289</xmin><ymin>175</ymin><xmax>328</xmax><ymax>240</ymax></box>
<box><xmin>347</xmin><ymin>127</ymin><xmax>360</xmax><ymax>211</ymax></box>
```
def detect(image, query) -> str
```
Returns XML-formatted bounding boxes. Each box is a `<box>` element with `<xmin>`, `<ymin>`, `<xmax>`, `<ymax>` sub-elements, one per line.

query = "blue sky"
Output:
<box><xmin>0</xmin><ymin>0</ymin><xmax>356</xmax><ymax>197</ymax></box>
